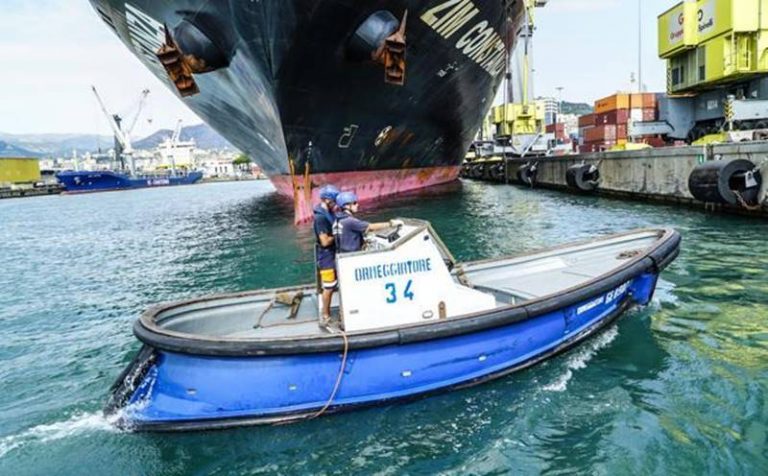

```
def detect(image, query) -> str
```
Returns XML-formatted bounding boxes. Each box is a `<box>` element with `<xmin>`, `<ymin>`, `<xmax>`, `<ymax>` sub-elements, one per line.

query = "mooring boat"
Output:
<box><xmin>107</xmin><ymin>221</ymin><xmax>680</xmax><ymax>430</ymax></box>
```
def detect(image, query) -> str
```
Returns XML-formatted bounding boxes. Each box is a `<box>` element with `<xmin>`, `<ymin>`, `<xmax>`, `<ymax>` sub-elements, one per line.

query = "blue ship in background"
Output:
<box><xmin>57</xmin><ymin>170</ymin><xmax>203</xmax><ymax>193</ymax></box>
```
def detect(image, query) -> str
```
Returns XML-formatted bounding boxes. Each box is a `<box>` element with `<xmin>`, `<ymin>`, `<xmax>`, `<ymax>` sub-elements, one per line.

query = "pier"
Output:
<box><xmin>461</xmin><ymin>141</ymin><xmax>768</xmax><ymax>218</ymax></box>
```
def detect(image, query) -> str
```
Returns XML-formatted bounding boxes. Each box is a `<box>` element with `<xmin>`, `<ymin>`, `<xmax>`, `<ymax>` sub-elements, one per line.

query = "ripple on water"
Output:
<box><xmin>0</xmin><ymin>181</ymin><xmax>767</xmax><ymax>474</ymax></box>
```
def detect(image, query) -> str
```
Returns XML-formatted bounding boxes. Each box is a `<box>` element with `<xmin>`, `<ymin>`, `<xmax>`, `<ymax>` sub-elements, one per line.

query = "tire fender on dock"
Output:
<box><xmin>490</xmin><ymin>163</ymin><xmax>505</xmax><ymax>182</ymax></box>
<box><xmin>470</xmin><ymin>163</ymin><xmax>485</xmax><ymax>179</ymax></box>
<box><xmin>566</xmin><ymin>163</ymin><xmax>600</xmax><ymax>193</ymax></box>
<box><xmin>688</xmin><ymin>158</ymin><xmax>763</xmax><ymax>206</ymax></box>
<box><xmin>516</xmin><ymin>163</ymin><xmax>538</xmax><ymax>187</ymax></box>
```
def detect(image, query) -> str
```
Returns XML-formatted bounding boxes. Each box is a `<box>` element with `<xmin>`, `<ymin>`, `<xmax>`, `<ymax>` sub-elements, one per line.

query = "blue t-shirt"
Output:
<box><xmin>334</xmin><ymin>212</ymin><xmax>370</xmax><ymax>253</ymax></box>
<box><xmin>313</xmin><ymin>205</ymin><xmax>336</xmax><ymax>269</ymax></box>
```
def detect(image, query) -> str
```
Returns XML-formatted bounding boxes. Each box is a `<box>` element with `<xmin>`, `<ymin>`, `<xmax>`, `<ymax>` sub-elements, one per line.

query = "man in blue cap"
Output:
<box><xmin>334</xmin><ymin>191</ymin><xmax>404</xmax><ymax>253</ymax></box>
<box><xmin>314</xmin><ymin>185</ymin><xmax>340</xmax><ymax>323</ymax></box>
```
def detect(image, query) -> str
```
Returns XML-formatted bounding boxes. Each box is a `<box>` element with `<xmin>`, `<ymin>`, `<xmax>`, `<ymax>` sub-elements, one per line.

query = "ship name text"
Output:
<box><xmin>125</xmin><ymin>3</ymin><xmax>165</xmax><ymax>74</ymax></box>
<box><xmin>420</xmin><ymin>0</ymin><xmax>507</xmax><ymax>76</ymax></box>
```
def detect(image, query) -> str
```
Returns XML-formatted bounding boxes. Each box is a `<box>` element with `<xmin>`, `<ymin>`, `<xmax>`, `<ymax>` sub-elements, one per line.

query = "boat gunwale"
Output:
<box><xmin>133</xmin><ymin>228</ymin><xmax>681</xmax><ymax>356</ymax></box>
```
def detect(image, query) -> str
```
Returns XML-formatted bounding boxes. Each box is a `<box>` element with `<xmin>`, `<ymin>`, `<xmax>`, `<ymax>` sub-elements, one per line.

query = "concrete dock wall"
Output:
<box><xmin>466</xmin><ymin>141</ymin><xmax>768</xmax><ymax>217</ymax></box>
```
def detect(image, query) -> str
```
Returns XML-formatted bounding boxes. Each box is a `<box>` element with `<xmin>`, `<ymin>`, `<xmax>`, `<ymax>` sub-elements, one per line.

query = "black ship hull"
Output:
<box><xmin>89</xmin><ymin>0</ymin><xmax>523</xmax><ymax>218</ymax></box>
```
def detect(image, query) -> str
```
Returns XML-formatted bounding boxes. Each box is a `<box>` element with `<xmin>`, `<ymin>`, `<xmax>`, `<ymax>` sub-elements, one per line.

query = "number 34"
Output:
<box><xmin>385</xmin><ymin>280</ymin><xmax>414</xmax><ymax>303</ymax></box>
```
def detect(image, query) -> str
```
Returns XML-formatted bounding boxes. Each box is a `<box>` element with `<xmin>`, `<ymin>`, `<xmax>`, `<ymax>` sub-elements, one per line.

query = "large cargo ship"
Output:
<box><xmin>57</xmin><ymin>170</ymin><xmax>203</xmax><ymax>193</ymax></box>
<box><xmin>88</xmin><ymin>1</ymin><xmax>525</xmax><ymax>219</ymax></box>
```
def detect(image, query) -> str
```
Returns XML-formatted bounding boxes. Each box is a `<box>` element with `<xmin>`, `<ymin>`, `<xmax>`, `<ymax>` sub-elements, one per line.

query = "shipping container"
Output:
<box><xmin>545</xmin><ymin>123</ymin><xmax>565</xmax><ymax>134</ymax></box>
<box><xmin>578</xmin><ymin>114</ymin><xmax>595</xmax><ymax>127</ymax></box>
<box><xmin>585</xmin><ymin>124</ymin><xmax>617</xmax><ymax>142</ymax></box>
<box><xmin>630</xmin><ymin>108</ymin><xmax>643</xmax><ymax>122</ymax></box>
<box><xmin>642</xmin><ymin>108</ymin><xmax>657</xmax><ymax>121</ymax></box>
<box><xmin>595</xmin><ymin>94</ymin><xmax>629</xmax><ymax>114</ymax></box>
<box><xmin>617</xmin><ymin>124</ymin><xmax>627</xmax><ymax>140</ymax></box>
<box><xmin>596</xmin><ymin>109</ymin><xmax>629</xmax><ymax>125</ymax></box>
<box><xmin>642</xmin><ymin>93</ymin><xmax>657</xmax><ymax>109</ymax></box>
<box><xmin>630</xmin><ymin>94</ymin><xmax>643</xmax><ymax>109</ymax></box>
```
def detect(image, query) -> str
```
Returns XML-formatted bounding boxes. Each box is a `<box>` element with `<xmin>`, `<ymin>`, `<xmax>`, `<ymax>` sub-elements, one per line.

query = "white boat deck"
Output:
<box><xmin>150</xmin><ymin>231</ymin><xmax>661</xmax><ymax>340</ymax></box>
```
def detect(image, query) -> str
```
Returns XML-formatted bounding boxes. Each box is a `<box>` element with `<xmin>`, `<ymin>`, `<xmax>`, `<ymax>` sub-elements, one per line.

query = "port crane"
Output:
<box><xmin>162</xmin><ymin>119</ymin><xmax>184</xmax><ymax>174</ymax></box>
<box><xmin>91</xmin><ymin>86</ymin><xmax>150</xmax><ymax>174</ymax></box>
<box><xmin>472</xmin><ymin>0</ymin><xmax>549</xmax><ymax>159</ymax></box>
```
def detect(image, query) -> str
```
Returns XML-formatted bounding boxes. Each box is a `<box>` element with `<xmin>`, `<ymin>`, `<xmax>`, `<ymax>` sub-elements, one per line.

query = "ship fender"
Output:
<box><xmin>173</xmin><ymin>16</ymin><xmax>231</xmax><ymax>72</ymax></box>
<box><xmin>347</xmin><ymin>11</ymin><xmax>400</xmax><ymax>61</ymax></box>
<box><xmin>566</xmin><ymin>163</ymin><xmax>600</xmax><ymax>193</ymax></box>
<box><xmin>490</xmin><ymin>163</ymin><xmax>505</xmax><ymax>182</ymax></box>
<box><xmin>517</xmin><ymin>163</ymin><xmax>538</xmax><ymax>187</ymax></box>
<box><xmin>470</xmin><ymin>163</ymin><xmax>485</xmax><ymax>179</ymax></box>
<box><xmin>688</xmin><ymin>158</ymin><xmax>763</xmax><ymax>206</ymax></box>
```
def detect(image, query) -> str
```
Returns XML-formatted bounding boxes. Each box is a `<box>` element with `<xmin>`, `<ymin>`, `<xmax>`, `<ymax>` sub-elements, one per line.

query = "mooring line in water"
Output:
<box><xmin>310</xmin><ymin>328</ymin><xmax>350</xmax><ymax>419</ymax></box>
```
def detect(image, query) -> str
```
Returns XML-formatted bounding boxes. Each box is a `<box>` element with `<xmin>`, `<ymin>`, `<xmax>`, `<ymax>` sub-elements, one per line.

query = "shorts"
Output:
<box><xmin>319</xmin><ymin>268</ymin><xmax>337</xmax><ymax>290</ymax></box>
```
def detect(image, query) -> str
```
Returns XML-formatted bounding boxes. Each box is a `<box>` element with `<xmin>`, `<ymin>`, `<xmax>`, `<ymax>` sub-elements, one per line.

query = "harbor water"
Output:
<box><xmin>0</xmin><ymin>181</ymin><xmax>766</xmax><ymax>474</ymax></box>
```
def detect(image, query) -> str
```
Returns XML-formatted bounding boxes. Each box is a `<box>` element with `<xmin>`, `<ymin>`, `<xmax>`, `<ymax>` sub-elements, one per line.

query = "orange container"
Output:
<box><xmin>578</xmin><ymin>114</ymin><xmax>595</xmax><ymax>127</ymax></box>
<box><xmin>617</xmin><ymin>124</ymin><xmax>627</xmax><ymax>139</ymax></box>
<box><xmin>642</xmin><ymin>93</ymin><xmax>657</xmax><ymax>109</ymax></box>
<box><xmin>630</xmin><ymin>94</ymin><xmax>644</xmax><ymax>109</ymax></box>
<box><xmin>585</xmin><ymin>124</ymin><xmax>616</xmax><ymax>142</ymax></box>
<box><xmin>594</xmin><ymin>94</ymin><xmax>630</xmax><ymax>114</ymax></box>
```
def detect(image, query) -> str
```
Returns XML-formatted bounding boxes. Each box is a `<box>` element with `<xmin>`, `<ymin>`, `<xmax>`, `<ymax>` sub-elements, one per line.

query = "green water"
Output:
<box><xmin>0</xmin><ymin>181</ymin><xmax>766</xmax><ymax>475</ymax></box>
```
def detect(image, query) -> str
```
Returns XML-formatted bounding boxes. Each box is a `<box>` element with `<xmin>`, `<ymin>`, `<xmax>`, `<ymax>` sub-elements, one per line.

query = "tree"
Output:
<box><xmin>232</xmin><ymin>154</ymin><xmax>251</xmax><ymax>166</ymax></box>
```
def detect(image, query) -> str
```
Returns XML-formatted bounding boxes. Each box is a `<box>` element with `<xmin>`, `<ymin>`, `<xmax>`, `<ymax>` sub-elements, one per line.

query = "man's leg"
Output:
<box><xmin>322</xmin><ymin>288</ymin><xmax>333</xmax><ymax>318</ymax></box>
<box><xmin>319</xmin><ymin>268</ymin><xmax>337</xmax><ymax>322</ymax></box>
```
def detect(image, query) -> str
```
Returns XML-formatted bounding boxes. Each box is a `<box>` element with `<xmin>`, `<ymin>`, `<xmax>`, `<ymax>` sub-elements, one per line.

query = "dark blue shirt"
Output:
<box><xmin>313</xmin><ymin>205</ymin><xmax>336</xmax><ymax>269</ymax></box>
<box><xmin>334</xmin><ymin>212</ymin><xmax>370</xmax><ymax>253</ymax></box>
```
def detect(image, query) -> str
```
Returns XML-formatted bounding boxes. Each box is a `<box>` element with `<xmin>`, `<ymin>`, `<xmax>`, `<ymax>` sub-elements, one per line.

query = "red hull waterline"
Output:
<box><xmin>271</xmin><ymin>166</ymin><xmax>461</xmax><ymax>223</ymax></box>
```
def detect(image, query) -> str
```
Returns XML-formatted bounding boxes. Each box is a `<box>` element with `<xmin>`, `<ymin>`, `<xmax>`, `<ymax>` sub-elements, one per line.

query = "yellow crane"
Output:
<box><xmin>490</xmin><ymin>0</ymin><xmax>548</xmax><ymax>154</ymax></box>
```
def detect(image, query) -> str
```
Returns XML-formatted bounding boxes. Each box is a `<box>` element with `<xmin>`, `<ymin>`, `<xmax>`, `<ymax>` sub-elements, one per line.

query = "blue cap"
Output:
<box><xmin>318</xmin><ymin>185</ymin><xmax>340</xmax><ymax>201</ymax></box>
<box><xmin>336</xmin><ymin>191</ymin><xmax>358</xmax><ymax>209</ymax></box>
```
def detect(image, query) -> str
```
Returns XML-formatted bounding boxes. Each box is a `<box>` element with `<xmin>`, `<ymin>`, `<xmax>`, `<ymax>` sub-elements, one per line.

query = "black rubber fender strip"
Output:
<box><xmin>647</xmin><ymin>230</ymin><xmax>682</xmax><ymax>272</ymax></box>
<box><xmin>104</xmin><ymin>345</ymin><xmax>157</xmax><ymax>415</ymax></box>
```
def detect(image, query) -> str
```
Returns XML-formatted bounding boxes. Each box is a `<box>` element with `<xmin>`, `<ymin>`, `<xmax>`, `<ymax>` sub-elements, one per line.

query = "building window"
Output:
<box><xmin>697</xmin><ymin>46</ymin><xmax>706</xmax><ymax>81</ymax></box>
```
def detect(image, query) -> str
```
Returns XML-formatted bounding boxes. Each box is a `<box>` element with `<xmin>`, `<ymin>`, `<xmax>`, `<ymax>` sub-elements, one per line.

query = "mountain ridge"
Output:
<box><xmin>0</xmin><ymin>124</ymin><xmax>234</xmax><ymax>157</ymax></box>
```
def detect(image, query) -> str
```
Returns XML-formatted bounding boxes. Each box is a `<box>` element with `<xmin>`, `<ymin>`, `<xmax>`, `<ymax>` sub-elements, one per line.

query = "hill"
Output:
<box><xmin>561</xmin><ymin>101</ymin><xmax>593</xmax><ymax>116</ymax></box>
<box><xmin>0</xmin><ymin>132</ymin><xmax>113</xmax><ymax>158</ymax></box>
<box><xmin>133</xmin><ymin>124</ymin><xmax>234</xmax><ymax>150</ymax></box>
<box><xmin>0</xmin><ymin>141</ymin><xmax>43</xmax><ymax>158</ymax></box>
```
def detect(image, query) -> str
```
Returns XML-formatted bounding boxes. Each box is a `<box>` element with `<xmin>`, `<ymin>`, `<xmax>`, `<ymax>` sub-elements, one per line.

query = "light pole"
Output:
<box><xmin>555</xmin><ymin>86</ymin><xmax>564</xmax><ymax>123</ymax></box>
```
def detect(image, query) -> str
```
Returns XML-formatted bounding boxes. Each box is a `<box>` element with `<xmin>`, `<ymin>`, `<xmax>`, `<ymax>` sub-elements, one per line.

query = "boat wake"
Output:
<box><xmin>542</xmin><ymin>325</ymin><xmax>619</xmax><ymax>392</ymax></box>
<box><xmin>0</xmin><ymin>411</ymin><xmax>122</xmax><ymax>459</ymax></box>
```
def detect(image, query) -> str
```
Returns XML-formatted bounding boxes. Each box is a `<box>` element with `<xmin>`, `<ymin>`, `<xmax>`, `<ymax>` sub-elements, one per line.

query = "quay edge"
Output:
<box><xmin>463</xmin><ymin>142</ymin><xmax>768</xmax><ymax>218</ymax></box>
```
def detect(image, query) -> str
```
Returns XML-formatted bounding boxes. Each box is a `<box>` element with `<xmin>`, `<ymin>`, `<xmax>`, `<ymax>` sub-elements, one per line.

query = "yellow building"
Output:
<box><xmin>659</xmin><ymin>0</ymin><xmax>768</xmax><ymax>94</ymax></box>
<box><xmin>0</xmin><ymin>158</ymin><xmax>41</xmax><ymax>185</ymax></box>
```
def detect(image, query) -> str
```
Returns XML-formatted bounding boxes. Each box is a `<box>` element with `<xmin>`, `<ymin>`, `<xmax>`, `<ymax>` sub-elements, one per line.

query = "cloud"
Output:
<box><xmin>0</xmin><ymin>0</ymin><xmax>200</xmax><ymax>135</ymax></box>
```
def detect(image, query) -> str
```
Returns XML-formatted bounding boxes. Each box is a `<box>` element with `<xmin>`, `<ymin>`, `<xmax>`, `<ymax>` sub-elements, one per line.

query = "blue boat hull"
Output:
<box><xmin>111</xmin><ymin>269</ymin><xmax>670</xmax><ymax>431</ymax></box>
<box><xmin>56</xmin><ymin>170</ymin><xmax>203</xmax><ymax>193</ymax></box>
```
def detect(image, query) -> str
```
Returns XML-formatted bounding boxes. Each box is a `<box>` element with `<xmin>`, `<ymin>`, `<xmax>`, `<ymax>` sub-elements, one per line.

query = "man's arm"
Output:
<box><xmin>318</xmin><ymin>232</ymin><xmax>334</xmax><ymax>247</ymax></box>
<box><xmin>366</xmin><ymin>219</ymin><xmax>404</xmax><ymax>233</ymax></box>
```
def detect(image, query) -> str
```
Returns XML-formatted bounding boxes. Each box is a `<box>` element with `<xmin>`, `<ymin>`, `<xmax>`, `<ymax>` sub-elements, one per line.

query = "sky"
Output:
<box><xmin>0</xmin><ymin>0</ymin><xmax>674</xmax><ymax>136</ymax></box>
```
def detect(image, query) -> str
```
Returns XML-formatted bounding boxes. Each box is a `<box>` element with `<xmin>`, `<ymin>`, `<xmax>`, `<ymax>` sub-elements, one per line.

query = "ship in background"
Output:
<box><xmin>88</xmin><ymin>0</ymin><xmax>530</xmax><ymax>220</ymax></box>
<box><xmin>56</xmin><ymin>86</ymin><xmax>204</xmax><ymax>193</ymax></box>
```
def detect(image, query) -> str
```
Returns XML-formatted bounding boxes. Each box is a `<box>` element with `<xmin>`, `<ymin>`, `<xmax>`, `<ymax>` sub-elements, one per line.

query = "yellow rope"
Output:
<box><xmin>310</xmin><ymin>328</ymin><xmax>349</xmax><ymax>419</ymax></box>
